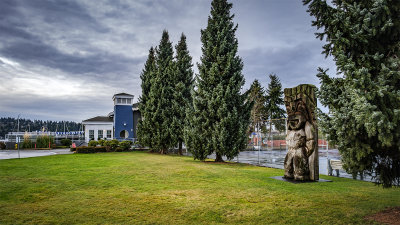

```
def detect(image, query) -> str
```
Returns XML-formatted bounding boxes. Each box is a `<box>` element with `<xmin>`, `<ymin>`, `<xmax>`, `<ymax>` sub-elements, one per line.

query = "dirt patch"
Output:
<box><xmin>365</xmin><ymin>207</ymin><xmax>400</xmax><ymax>225</ymax></box>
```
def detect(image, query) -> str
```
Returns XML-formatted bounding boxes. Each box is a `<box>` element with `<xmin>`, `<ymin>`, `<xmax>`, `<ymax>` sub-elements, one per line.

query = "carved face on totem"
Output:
<box><xmin>286</xmin><ymin>98</ymin><xmax>309</xmax><ymax>130</ymax></box>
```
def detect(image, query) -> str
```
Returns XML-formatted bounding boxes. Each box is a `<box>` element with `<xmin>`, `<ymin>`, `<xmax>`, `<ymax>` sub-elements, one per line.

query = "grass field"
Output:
<box><xmin>0</xmin><ymin>152</ymin><xmax>399</xmax><ymax>224</ymax></box>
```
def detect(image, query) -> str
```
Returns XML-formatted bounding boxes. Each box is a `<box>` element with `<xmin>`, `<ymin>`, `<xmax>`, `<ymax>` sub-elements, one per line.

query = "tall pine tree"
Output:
<box><xmin>265</xmin><ymin>74</ymin><xmax>285</xmax><ymax>134</ymax></box>
<box><xmin>304</xmin><ymin>0</ymin><xmax>400</xmax><ymax>187</ymax></box>
<box><xmin>172</xmin><ymin>33</ymin><xmax>194</xmax><ymax>155</ymax></box>
<box><xmin>137</xmin><ymin>47</ymin><xmax>156</xmax><ymax>148</ymax></box>
<box><xmin>185</xmin><ymin>0</ymin><xmax>251</xmax><ymax>162</ymax></box>
<box><xmin>141</xmin><ymin>30</ymin><xmax>176</xmax><ymax>154</ymax></box>
<box><xmin>247</xmin><ymin>79</ymin><xmax>266</xmax><ymax>134</ymax></box>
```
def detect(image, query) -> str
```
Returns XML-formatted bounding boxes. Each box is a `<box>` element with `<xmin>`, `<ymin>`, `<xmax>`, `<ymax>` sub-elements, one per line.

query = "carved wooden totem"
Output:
<box><xmin>284</xmin><ymin>84</ymin><xmax>318</xmax><ymax>181</ymax></box>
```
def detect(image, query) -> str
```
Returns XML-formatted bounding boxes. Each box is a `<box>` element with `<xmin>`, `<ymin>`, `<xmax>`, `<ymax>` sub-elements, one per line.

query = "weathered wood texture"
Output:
<box><xmin>284</xmin><ymin>84</ymin><xmax>319</xmax><ymax>181</ymax></box>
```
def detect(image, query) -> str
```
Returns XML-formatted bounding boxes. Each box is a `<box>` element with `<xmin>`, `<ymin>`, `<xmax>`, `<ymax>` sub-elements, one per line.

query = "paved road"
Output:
<box><xmin>0</xmin><ymin>149</ymin><xmax>72</xmax><ymax>160</ymax></box>
<box><xmin>193</xmin><ymin>149</ymin><xmax>370</xmax><ymax>181</ymax></box>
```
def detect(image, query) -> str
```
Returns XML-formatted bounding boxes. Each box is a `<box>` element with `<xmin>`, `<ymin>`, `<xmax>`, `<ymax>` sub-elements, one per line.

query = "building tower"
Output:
<box><xmin>113</xmin><ymin>93</ymin><xmax>134</xmax><ymax>140</ymax></box>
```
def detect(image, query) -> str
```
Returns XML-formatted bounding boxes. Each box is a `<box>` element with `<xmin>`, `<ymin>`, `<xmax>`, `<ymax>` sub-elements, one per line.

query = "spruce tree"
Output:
<box><xmin>247</xmin><ymin>79</ymin><xmax>266</xmax><ymax>135</ymax></box>
<box><xmin>185</xmin><ymin>0</ymin><xmax>251</xmax><ymax>162</ymax></box>
<box><xmin>143</xmin><ymin>30</ymin><xmax>176</xmax><ymax>154</ymax></box>
<box><xmin>265</xmin><ymin>74</ymin><xmax>285</xmax><ymax>134</ymax></box>
<box><xmin>137</xmin><ymin>47</ymin><xmax>156</xmax><ymax>148</ymax></box>
<box><xmin>304</xmin><ymin>0</ymin><xmax>400</xmax><ymax>187</ymax></box>
<box><xmin>172</xmin><ymin>33</ymin><xmax>194</xmax><ymax>155</ymax></box>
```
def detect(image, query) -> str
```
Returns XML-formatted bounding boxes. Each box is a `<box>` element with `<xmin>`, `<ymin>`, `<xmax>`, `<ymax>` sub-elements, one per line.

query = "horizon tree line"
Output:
<box><xmin>0</xmin><ymin>117</ymin><xmax>82</xmax><ymax>138</ymax></box>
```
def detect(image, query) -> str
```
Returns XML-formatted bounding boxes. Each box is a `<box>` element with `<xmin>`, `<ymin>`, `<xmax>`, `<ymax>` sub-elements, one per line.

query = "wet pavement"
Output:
<box><xmin>0</xmin><ymin>149</ymin><xmax>72</xmax><ymax>160</ymax></box>
<box><xmin>191</xmin><ymin>149</ymin><xmax>370</xmax><ymax>181</ymax></box>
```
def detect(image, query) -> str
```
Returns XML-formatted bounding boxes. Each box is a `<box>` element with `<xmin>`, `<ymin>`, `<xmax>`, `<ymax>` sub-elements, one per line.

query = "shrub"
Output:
<box><xmin>103</xmin><ymin>140</ymin><xmax>111</xmax><ymax>151</ymax></box>
<box><xmin>88</xmin><ymin>140</ymin><xmax>98</xmax><ymax>147</ymax></box>
<box><xmin>61</xmin><ymin>139</ymin><xmax>72</xmax><ymax>146</ymax></box>
<box><xmin>36</xmin><ymin>135</ymin><xmax>55</xmax><ymax>148</ymax></box>
<box><xmin>75</xmin><ymin>146</ymin><xmax>108</xmax><ymax>153</ymax></box>
<box><xmin>119</xmin><ymin>140</ymin><xmax>132</xmax><ymax>151</ymax></box>
<box><xmin>74</xmin><ymin>143</ymin><xmax>134</xmax><ymax>154</ymax></box>
<box><xmin>76</xmin><ymin>146</ymin><xmax>93</xmax><ymax>154</ymax></box>
<box><xmin>0</xmin><ymin>142</ymin><xmax>5</xmax><ymax>149</ymax></box>
<box><xmin>110</xmin><ymin>140</ymin><xmax>119</xmax><ymax>149</ymax></box>
<box><xmin>114</xmin><ymin>147</ymin><xmax>123</xmax><ymax>152</ymax></box>
<box><xmin>22</xmin><ymin>139</ymin><xmax>32</xmax><ymax>149</ymax></box>
<box><xmin>103</xmin><ymin>139</ymin><xmax>119</xmax><ymax>151</ymax></box>
<box><xmin>95</xmin><ymin>146</ymin><xmax>107</xmax><ymax>152</ymax></box>
<box><xmin>98</xmin><ymin>139</ymin><xmax>105</xmax><ymax>146</ymax></box>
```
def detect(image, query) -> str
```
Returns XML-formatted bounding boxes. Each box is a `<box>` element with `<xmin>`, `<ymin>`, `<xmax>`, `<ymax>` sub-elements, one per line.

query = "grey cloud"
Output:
<box><xmin>0</xmin><ymin>0</ymin><xmax>145</xmax><ymax>83</ymax></box>
<box><xmin>241</xmin><ymin>41</ymin><xmax>333</xmax><ymax>89</ymax></box>
<box><xmin>1</xmin><ymin>40</ymin><xmax>144</xmax><ymax>75</ymax></box>
<box><xmin>0</xmin><ymin>0</ymin><xmax>335</xmax><ymax>121</ymax></box>
<box><xmin>0</xmin><ymin>94</ymin><xmax>112</xmax><ymax>122</ymax></box>
<box><xmin>21</xmin><ymin>0</ymin><xmax>109</xmax><ymax>33</ymax></box>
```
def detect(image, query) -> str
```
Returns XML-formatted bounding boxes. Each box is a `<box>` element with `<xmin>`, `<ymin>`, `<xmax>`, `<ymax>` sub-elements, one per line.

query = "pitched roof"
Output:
<box><xmin>114</xmin><ymin>93</ymin><xmax>134</xmax><ymax>97</ymax></box>
<box><xmin>82</xmin><ymin>116</ymin><xmax>113</xmax><ymax>123</ymax></box>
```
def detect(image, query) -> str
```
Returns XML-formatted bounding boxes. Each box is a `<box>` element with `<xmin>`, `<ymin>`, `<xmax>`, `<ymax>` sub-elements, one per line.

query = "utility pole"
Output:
<box><xmin>17</xmin><ymin>114</ymin><xmax>21</xmax><ymax>159</ymax></box>
<box><xmin>257</xmin><ymin>123</ymin><xmax>260</xmax><ymax>166</ymax></box>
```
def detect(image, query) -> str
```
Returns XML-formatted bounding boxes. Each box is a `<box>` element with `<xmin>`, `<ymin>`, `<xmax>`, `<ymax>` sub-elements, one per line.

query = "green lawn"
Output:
<box><xmin>0</xmin><ymin>152</ymin><xmax>399</xmax><ymax>224</ymax></box>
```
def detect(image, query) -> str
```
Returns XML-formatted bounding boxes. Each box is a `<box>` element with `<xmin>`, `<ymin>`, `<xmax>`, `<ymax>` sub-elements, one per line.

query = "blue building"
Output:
<box><xmin>82</xmin><ymin>93</ymin><xmax>141</xmax><ymax>143</ymax></box>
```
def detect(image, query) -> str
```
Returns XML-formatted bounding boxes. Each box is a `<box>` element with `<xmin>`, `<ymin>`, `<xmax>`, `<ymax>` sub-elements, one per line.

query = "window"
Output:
<box><xmin>117</xmin><ymin>98</ymin><xmax>122</xmax><ymax>103</ymax></box>
<box><xmin>107</xmin><ymin>130</ymin><xmax>112</xmax><ymax>138</ymax></box>
<box><xmin>98</xmin><ymin>130</ymin><xmax>103</xmax><ymax>139</ymax></box>
<box><xmin>122</xmin><ymin>98</ymin><xmax>127</xmax><ymax>104</ymax></box>
<box><xmin>127</xmin><ymin>98</ymin><xmax>131</xmax><ymax>104</ymax></box>
<box><xmin>89</xmin><ymin>130</ymin><xmax>94</xmax><ymax>140</ymax></box>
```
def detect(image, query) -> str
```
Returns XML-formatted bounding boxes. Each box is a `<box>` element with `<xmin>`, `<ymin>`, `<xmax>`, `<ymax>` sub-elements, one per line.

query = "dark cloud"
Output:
<box><xmin>0</xmin><ymin>0</ymin><xmax>335</xmax><ymax>121</ymax></box>
<box><xmin>20</xmin><ymin>0</ymin><xmax>108</xmax><ymax>33</ymax></box>
<box><xmin>241</xmin><ymin>41</ymin><xmax>330</xmax><ymax>88</ymax></box>
<box><xmin>1</xmin><ymin>40</ymin><xmax>144</xmax><ymax>75</ymax></box>
<box><xmin>0</xmin><ymin>0</ymin><xmax>145</xmax><ymax>84</ymax></box>
<box><xmin>0</xmin><ymin>94</ymin><xmax>112</xmax><ymax>122</ymax></box>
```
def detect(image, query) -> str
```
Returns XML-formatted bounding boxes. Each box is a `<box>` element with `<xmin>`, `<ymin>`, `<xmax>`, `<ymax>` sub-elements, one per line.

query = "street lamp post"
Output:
<box><xmin>17</xmin><ymin>114</ymin><xmax>21</xmax><ymax>159</ymax></box>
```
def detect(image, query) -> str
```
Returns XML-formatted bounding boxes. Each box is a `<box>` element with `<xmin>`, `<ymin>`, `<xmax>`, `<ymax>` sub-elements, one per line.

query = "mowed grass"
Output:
<box><xmin>0</xmin><ymin>152</ymin><xmax>399</xmax><ymax>224</ymax></box>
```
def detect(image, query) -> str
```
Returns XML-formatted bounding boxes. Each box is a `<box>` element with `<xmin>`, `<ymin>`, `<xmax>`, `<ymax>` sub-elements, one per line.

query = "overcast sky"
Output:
<box><xmin>0</xmin><ymin>0</ymin><xmax>336</xmax><ymax>122</ymax></box>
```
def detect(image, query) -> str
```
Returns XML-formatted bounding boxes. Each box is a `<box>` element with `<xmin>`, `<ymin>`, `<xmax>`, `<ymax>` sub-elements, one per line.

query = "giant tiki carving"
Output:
<box><xmin>284</xmin><ymin>84</ymin><xmax>318</xmax><ymax>181</ymax></box>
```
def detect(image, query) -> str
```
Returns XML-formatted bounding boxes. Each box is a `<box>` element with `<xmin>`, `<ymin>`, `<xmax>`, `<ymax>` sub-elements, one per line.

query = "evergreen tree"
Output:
<box><xmin>147</xmin><ymin>30</ymin><xmax>176</xmax><ymax>154</ymax></box>
<box><xmin>304</xmin><ymin>0</ymin><xmax>400</xmax><ymax>187</ymax></box>
<box><xmin>0</xmin><ymin>117</ymin><xmax>81</xmax><ymax>138</ymax></box>
<box><xmin>265</xmin><ymin>74</ymin><xmax>285</xmax><ymax>134</ymax></box>
<box><xmin>172</xmin><ymin>33</ymin><xmax>194</xmax><ymax>155</ymax></box>
<box><xmin>137</xmin><ymin>47</ymin><xmax>156</xmax><ymax>148</ymax></box>
<box><xmin>185</xmin><ymin>0</ymin><xmax>251</xmax><ymax>162</ymax></box>
<box><xmin>247</xmin><ymin>79</ymin><xmax>266</xmax><ymax>134</ymax></box>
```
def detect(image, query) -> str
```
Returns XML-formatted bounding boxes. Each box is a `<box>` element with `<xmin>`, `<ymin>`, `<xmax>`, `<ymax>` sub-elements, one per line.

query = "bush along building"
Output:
<box><xmin>82</xmin><ymin>93</ymin><xmax>141</xmax><ymax>143</ymax></box>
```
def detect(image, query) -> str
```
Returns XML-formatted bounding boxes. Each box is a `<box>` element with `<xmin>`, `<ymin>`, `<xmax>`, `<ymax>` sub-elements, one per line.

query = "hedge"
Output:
<box><xmin>73</xmin><ymin>146</ymin><xmax>134</xmax><ymax>154</ymax></box>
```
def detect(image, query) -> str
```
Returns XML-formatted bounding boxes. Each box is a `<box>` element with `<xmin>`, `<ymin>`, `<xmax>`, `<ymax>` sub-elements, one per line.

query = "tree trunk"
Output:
<box><xmin>215</xmin><ymin>152</ymin><xmax>224</xmax><ymax>162</ymax></box>
<box><xmin>178</xmin><ymin>141</ymin><xmax>183</xmax><ymax>155</ymax></box>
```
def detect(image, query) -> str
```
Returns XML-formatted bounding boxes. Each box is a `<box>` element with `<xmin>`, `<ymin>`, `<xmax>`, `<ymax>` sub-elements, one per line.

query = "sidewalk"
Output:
<box><xmin>0</xmin><ymin>149</ymin><xmax>72</xmax><ymax>160</ymax></box>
